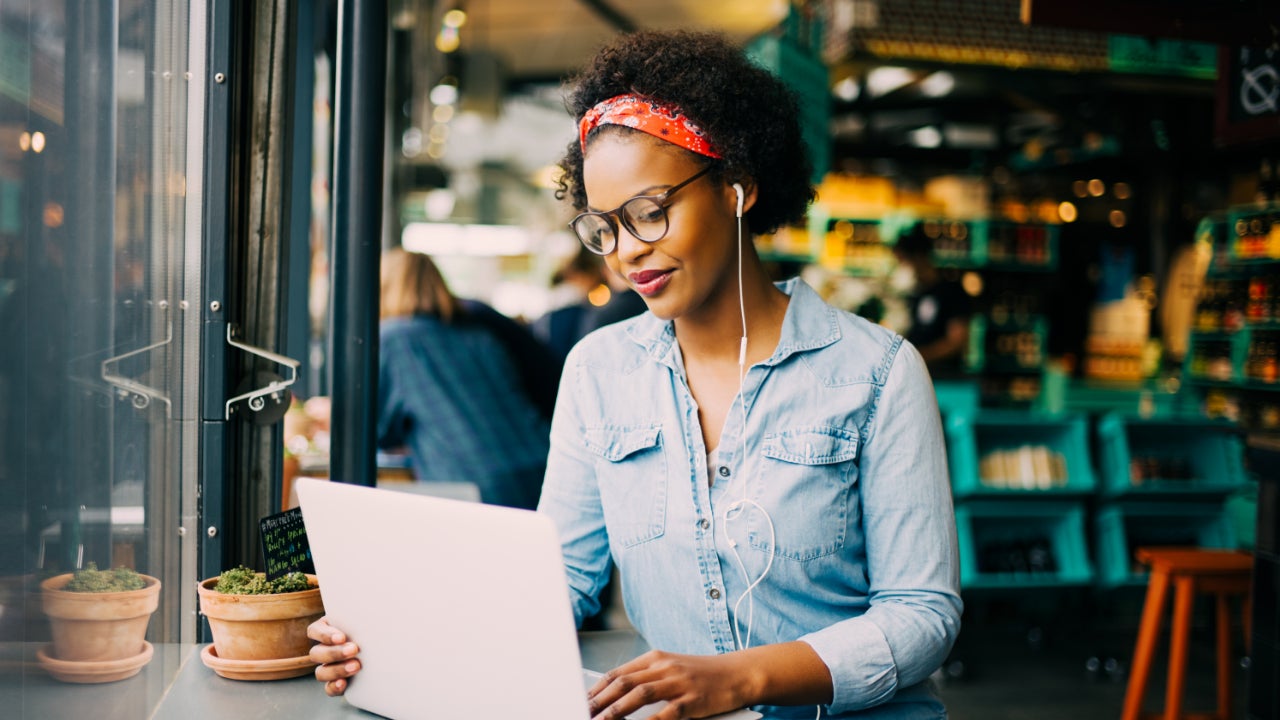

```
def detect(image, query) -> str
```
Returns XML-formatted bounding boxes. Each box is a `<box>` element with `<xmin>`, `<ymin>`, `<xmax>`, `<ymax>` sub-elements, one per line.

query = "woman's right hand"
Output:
<box><xmin>308</xmin><ymin>616</ymin><xmax>362</xmax><ymax>696</ymax></box>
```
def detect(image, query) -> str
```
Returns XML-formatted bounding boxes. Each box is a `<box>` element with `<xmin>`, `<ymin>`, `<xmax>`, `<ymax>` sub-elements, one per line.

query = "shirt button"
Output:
<box><xmin>709</xmin><ymin>588</ymin><xmax>722</xmax><ymax>600</ymax></box>
<box><xmin>718</xmin><ymin>466</ymin><xmax>730</xmax><ymax>478</ymax></box>
<box><xmin>698</xmin><ymin>518</ymin><xmax>710</xmax><ymax>530</ymax></box>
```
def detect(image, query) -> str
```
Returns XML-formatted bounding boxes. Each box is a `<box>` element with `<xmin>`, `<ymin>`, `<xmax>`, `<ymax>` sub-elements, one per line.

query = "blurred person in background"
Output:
<box><xmin>892</xmin><ymin>223</ymin><xmax>973</xmax><ymax>378</ymax></box>
<box><xmin>533</xmin><ymin>245</ymin><xmax>610</xmax><ymax>363</ymax></box>
<box><xmin>535</xmin><ymin>245</ymin><xmax>648</xmax><ymax>363</ymax></box>
<box><xmin>376</xmin><ymin>247</ymin><xmax>550</xmax><ymax>510</ymax></box>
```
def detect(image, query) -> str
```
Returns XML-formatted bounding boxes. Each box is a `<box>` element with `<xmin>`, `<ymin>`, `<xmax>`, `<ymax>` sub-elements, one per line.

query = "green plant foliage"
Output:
<box><xmin>62</xmin><ymin>563</ymin><xmax>147</xmax><ymax>593</ymax></box>
<box><xmin>214</xmin><ymin>565</ymin><xmax>311</xmax><ymax>595</ymax></box>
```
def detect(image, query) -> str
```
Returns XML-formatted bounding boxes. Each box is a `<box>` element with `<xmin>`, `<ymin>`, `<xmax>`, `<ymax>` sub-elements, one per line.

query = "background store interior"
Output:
<box><xmin>307</xmin><ymin>1</ymin><xmax>1278</xmax><ymax>413</ymax></box>
<box><xmin>280</xmin><ymin>1</ymin><xmax>1278</xmax><ymax>718</ymax></box>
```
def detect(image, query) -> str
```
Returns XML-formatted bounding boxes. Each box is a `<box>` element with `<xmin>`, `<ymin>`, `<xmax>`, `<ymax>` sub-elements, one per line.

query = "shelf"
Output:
<box><xmin>1191</xmin><ymin>331</ymin><xmax>1242</xmax><ymax>342</ymax></box>
<box><xmin>1057</xmin><ymin>378</ymin><xmax>1188</xmax><ymax>417</ymax></box>
<box><xmin>1188</xmin><ymin>377</ymin><xmax>1280</xmax><ymax>393</ymax></box>
<box><xmin>758</xmin><ymin>251</ymin><xmax>816</xmax><ymax>264</ymax></box>
<box><xmin>982</xmin><ymin>360</ymin><xmax>1046</xmax><ymax>374</ymax></box>
<box><xmin>1094</xmin><ymin>502</ymin><xmax>1236</xmax><ymax>587</ymax></box>
<box><xmin>1224</xmin><ymin>206</ymin><xmax>1280</xmax><ymax>263</ymax></box>
<box><xmin>1223</xmin><ymin>256</ymin><xmax>1280</xmax><ymax>266</ymax></box>
<box><xmin>944</xmin><ymin>411</ymin><xmax>1095</xmax><ymax>498</ymax></box>
<box><xmin>1095</xmin><ymin>413</ymin><xmax>1248</xmax><ymax>498</ymax></box>
<box><xmin>805</xmin><ymin>209</ymin><xmax>1061</xmax><ymax>272</ymax></box>
<box><xmin>934</xmin><ymin>380</ymin><xmax>980</xmax><ymax>418</ymax></box>
<box><xmin>983</xmin><ymin>261</ymin><xmax>1057</xmax><ymax>272</ymax></box>
<box><xmin>969</xmin><ymin>315</ymin><xmax>1047</xmax><ymax>377</ymax></box>
<box><xmin>956</xmin><ymin>501</ymin><xmax>1094</xmax><ymax>589</ymax></box>
<box><xmin>1187</xmin><ymin>212</ymin><xmax>1280</xmax><ymax>411</ymax></box>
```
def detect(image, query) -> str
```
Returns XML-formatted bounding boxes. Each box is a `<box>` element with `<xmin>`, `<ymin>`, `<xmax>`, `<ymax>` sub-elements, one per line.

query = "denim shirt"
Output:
<box><xmin>539</xmin><ymin>278</ymin><xmax>962</xmax><ymax>718</ymax></box>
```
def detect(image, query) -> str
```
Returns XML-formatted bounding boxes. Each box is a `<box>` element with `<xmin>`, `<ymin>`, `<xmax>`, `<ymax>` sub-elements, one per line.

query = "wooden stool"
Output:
<box><xmin>1121</xmin><ymin>547</ymin><xmax>1253</xmax><ymax>720</ymax></box>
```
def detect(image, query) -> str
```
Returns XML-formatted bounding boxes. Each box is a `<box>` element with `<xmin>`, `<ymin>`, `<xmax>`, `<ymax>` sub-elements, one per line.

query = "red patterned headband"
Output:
<box><xmin>578</xmin><ymin>94</ymin><xmax>722</xmax><ymax>159</ymax></box>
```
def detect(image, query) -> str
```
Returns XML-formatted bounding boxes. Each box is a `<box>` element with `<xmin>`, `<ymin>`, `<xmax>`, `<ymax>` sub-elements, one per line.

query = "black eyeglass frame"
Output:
<box><xmin>569</xmin><ymin>165</ymin><xmax>713</xmax><ymax>255</ymax></box>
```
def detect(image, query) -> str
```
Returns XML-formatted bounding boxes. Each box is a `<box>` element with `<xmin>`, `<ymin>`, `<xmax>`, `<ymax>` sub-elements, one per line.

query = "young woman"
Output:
<box><xmin>311</xmin><ymin>30</ymin><xmax>961</xmax><ymax>719</ymax></box>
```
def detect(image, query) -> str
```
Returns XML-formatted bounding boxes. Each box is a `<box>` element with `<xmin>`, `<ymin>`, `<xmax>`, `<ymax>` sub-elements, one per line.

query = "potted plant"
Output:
<box><xmin>39</xmin><ymin>563</ymin><xmax>161</xmax><ymax>683</ymax></box>
<box><xmin>197</xmin><ymin>565</ymin><xmax>324</xmax><ymax>680</ymax></box>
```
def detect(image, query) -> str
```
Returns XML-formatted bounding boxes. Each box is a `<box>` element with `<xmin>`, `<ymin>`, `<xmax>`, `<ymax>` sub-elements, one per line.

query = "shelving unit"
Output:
<box><xmin>970</xmin><ymin>314</ymin><xmax>1047</xmax><ymax>375</ymax></box>
<box><xmin>1095</xmin><ymin>414</ymin><xmax>1248</xmax><ymax>498</ymax></box>
<box><xmin>791</xmin><ymin>207</ymin><xmax>1060</xmax><ymax>278</ymax></box>
<box><xmin>944</xmin><ymin>410</ymin><xmax>1095</xmax><ymax>499</ymax></box>
<box><xmin>778</xmin><ymin>208</ymin><xmax>1059</xmax><ymax>406</ymax></box>
<box><xmin>944</xmin><ymin>408</ymin><xmax>1096</xmax><ymax>590</ymax></box>
<box><xmin>806</xmin><ymin>206</ymin><xmax>905</xmax><ymax>277</ymax></box>
<box><xmin>1005</xmin><ymin>209</ymin><xmax>1266</xmax><ymax>600</ymax></box>
<box><xmin>1184</xmin><ymin>208</ymin><xmax>1280</xmax><ymax>435</ymax></box>
<box><xmin>955</xmin><ymin>501</ymin><xmax>1094</xmax><ymax>589</ymax></box>
<box><xmin>1091</xmin><ymin>413</ymin><xmax>1246</xmax><ymax>589</ymax></box>
<box><xmin>1094</xmin><ymin>503</ymin><xmax>1235</xmax><ymax>587</ymax></box>
<box><xmin>928</xmin><ymin>219</ymin><xmax>1060</xmax><ymax>272</ymax></box>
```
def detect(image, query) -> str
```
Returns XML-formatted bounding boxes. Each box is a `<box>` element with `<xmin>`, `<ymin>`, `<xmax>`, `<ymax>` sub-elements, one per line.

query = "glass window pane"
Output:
<box><xmin>0</xmin><ymin>0</ymin><xmax>200</xmax><ymax>710</ymax></box>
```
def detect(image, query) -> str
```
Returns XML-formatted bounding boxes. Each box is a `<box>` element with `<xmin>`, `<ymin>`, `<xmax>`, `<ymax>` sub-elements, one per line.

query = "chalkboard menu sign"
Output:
<box><xmin>259</xmin><ymin>507</ymin><xmax>315</xmax><ymax>580</ymax></box>
<box><xmin>1217</xmin><ymin>45</ymin><xmax>1280</xmax><ymax>145</ymax></box>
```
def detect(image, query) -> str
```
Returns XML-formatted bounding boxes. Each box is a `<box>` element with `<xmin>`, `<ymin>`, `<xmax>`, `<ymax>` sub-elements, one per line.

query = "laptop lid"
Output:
<box><xmin>296</xmin><ymin>477</ymin><xmax>588</xmax><ymax>720</ymax></box>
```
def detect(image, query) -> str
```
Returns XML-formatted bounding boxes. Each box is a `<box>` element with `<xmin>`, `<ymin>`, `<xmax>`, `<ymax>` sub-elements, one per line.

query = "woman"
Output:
<box><xmin>376</xmin><ymin>248</ymin><xmax>550</xmax><ymax>510</ymax></box>
<box><xmin>313</xmin><ymin>31</ymin><xmax>960</xmax><ymax>719</ymax></box>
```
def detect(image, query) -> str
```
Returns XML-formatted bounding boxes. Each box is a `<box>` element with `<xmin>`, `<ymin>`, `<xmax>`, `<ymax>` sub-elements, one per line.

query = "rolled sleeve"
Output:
<box><xmin>800</xmin><ymin>341</ymin><xmax>963</xmax><ymax>714</ymax></box>
<box><xmin>537</xmin><ymin>349</ymin><xmax>614</xmax><ymax>627</ymax></box>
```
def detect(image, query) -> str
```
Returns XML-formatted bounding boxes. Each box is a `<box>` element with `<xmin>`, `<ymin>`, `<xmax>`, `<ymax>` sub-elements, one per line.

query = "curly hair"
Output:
<box><xmin>555</xmin><ymin>30</ymin><xmax>815</xmax><ymax>237</ymax></box>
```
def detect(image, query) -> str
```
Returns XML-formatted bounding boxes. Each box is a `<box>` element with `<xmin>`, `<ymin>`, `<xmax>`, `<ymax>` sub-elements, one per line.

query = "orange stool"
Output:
<box><xmin>1121</xmin><ymin>547</ymin><xmax>1253</xmax><ymax>720</ymax></box>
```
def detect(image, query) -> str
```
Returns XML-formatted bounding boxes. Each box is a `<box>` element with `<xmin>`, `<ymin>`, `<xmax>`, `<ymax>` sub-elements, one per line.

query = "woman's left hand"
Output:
<box><xmin>586</xmin><ymin>649</ymin><xmax>756</xmax><ymax>720</ymax></box>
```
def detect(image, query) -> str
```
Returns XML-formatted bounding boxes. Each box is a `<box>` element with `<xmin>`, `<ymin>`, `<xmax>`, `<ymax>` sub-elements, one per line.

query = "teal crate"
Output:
<box><xmin>1094</xmin><ymin>502</ymin><xmax>1236</xmax><ymax>587</ymax></box>
<box><xmin>1096</xmin><ymin>413</ymin><xmax>1247</xmax><ymax>498</ymax></box>
<box><xmin>1225</xmin><ymin>486</ymin><xmax>1258</xmax><ymax>550</ymax></box>
<box><xmin>945</xmin><ymin>411</ymin><xmax>1096</xmax><ymax>498</ymax></box>
<box><xmin>1057</xmin><ymin>378</ymin><xmax>1187</xmax><ymax>417</ymax></box>
<box><xmin>934</xmin><ymin>380</ymin><xmax>979</xmax><ymax>418</ymax></box>
<box><xmin>955</xmin><ymin>501</ymin><xmax>1093</xmax><ymax>589</ymax></box>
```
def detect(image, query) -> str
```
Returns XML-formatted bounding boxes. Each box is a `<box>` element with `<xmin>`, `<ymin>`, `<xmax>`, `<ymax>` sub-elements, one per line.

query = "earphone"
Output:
<box><xmin>719</xmin><ymin>177</ymin><xmax>775</xmax><ymax>653</ymax></box>
<box><xmin>723</xmin><ymin>181</ymin><xmax>817</xmax><ymax>719</ymax></box>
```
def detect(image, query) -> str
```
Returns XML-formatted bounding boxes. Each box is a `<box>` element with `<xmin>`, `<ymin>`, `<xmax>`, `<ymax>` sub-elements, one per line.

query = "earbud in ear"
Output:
<box><xmin>733</xmin><ymin>183</ymin><xmax>744</xmax><ymax>218</ymax></box>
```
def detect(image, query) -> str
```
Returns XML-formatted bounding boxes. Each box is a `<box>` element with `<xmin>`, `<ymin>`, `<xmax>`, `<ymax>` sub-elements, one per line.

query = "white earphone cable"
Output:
<box><xmin>721</xmin><ymin>184</ymin><xmax>775</xmax><ymax>652</ymax></box>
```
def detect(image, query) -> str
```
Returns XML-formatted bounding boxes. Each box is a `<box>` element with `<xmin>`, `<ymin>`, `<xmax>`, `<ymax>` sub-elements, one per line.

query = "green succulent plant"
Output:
<box><xmin>62</xmin><ymin>563</ymin><xmax>147</xmax><ymax>593</ymax></box>
<box><xmin>213</xmin><ymin>565</ymin><xmax>311</xmax><ymax>594</ymax></box>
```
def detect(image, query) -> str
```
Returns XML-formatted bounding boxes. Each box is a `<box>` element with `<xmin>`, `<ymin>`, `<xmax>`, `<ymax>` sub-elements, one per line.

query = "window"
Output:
<box><xmin>0</xmin><ymin>0</ymin><xmax>202</xmax><ymax>670</ymax></box>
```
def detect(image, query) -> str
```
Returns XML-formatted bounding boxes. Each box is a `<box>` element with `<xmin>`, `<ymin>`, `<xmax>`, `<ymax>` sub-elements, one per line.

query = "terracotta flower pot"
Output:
<box><xmin>40</xmin><ymin>573</ymin><xmax>161</xmax><ymax>664</ymax></box>
<box><xmin>197</xmin><ymin>574</ymin><xmax>324</xmax><ymax>662</ymax></box>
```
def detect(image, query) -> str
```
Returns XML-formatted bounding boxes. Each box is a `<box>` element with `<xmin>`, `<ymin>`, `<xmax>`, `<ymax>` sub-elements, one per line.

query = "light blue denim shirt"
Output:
<box><xmin>539</xmin><ymin>278</ymin><xmax>962</xmax><ymax>718</ymax></box>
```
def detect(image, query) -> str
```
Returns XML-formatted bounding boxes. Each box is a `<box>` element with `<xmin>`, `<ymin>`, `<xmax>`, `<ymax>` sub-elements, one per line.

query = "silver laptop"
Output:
<box><xmin>296</xmin><ymin>478</ymin><xmax>761</xmax><ymax>720</ymax></box>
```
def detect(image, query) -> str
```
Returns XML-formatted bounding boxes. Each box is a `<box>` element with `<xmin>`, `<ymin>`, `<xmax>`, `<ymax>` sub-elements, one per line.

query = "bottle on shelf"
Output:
<box><xmin>1248</xmin><ymin>275</ymin><xmax>1269</xmax><ymax>324</ymax></box>
<box><xmin>1265</xmin><ymin>340</ymin><xmax>1279</xmax><ymax>384</ymax></box>
<box><xmin>1223</xmin><ymin>279</ymin><xmax>1245</xmax><ymax>333</ymax></box>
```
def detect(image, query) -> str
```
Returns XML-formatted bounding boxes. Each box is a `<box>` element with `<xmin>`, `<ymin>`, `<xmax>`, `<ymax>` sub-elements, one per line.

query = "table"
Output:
<box><xmin>2</xmin><ymin>631</ymin><xmax>650</xmax><ymax>720</ymax></box>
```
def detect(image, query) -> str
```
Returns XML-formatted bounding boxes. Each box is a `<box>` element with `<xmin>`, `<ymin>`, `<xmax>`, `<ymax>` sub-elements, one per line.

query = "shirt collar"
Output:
<box><xmin>624</xmin><ymin>277</ymin><xmax>842</xmax><ymax>369</ymax></box>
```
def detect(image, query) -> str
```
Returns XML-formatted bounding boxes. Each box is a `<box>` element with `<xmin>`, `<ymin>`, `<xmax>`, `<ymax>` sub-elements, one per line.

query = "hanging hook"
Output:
<box><xmin>224</xmin><ymin>324</ymin><xmax>301</xmax><ymax>420</ymax></box>
<box><xmin>101</xmin><ymin>321</ymin><xmax>174</xmax><ymax>416</ymax></box>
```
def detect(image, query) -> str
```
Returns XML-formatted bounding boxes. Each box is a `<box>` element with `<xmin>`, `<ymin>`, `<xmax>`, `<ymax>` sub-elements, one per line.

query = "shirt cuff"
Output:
<box><xmin>800</xmin><ymin>618</ymin><xmax>898</xmax><ymax>714</ymax></box>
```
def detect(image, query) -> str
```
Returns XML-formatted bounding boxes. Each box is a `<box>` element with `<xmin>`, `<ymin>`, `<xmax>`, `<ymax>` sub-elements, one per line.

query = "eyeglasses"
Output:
<box><xmin>569</xmin><ymin>166</ymin><xmax>712</xmax><ymax>255</ymax></box>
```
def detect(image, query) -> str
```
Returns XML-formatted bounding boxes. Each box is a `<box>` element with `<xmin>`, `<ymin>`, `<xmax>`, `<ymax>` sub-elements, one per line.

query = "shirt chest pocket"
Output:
<box><xmin>752</xmin><ymin>427</ymin><xmax>860</xmax><ymax>561</ymax></box>
<box><xmin>584</xmin><ymin>424</ymin><xmax>668</xmax><ymax>548</ymax></box>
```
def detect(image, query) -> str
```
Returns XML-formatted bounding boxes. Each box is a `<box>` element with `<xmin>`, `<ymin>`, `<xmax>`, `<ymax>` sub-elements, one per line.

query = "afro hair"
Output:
<box><xmin>555</xmin><ymin>30</ymin><xmax>815</xmax><ymax>237</ymax></box>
